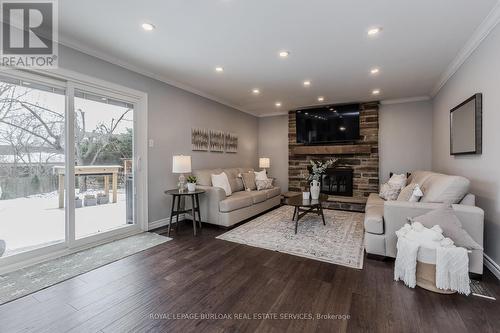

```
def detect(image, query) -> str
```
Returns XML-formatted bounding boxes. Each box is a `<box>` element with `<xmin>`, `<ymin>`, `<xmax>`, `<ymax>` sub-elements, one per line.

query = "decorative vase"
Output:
<box><xmin>310</xmin><ymin>180</ymin><xmax>320</xmax><ymax>200</ymax></box>
<box><xmin>187</xmin><ymin>182</ymin><xmax>196</xmax><ymax>192</ymax></box>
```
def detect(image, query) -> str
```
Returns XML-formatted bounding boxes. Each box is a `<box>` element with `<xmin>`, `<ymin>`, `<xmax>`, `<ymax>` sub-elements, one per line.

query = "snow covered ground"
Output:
<box><xmin>0</xmin><ymin>190</ymin><xmax>128</xmax><ymax>257</ymax></box>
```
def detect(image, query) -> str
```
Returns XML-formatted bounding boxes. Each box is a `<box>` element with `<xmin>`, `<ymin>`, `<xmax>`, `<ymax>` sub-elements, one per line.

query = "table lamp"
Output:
<box><xmin>259</xmin><ymin>157</ymin><xmax>270</xmax><ymax>176</ymax></box>
<box><xmin>172</xmin><ymin>155</ymin><xmax>191</xmax><ymax>192</ymax></box>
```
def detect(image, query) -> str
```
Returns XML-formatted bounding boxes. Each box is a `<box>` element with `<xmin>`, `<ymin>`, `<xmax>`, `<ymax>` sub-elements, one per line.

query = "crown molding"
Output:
<box><xmin>380</xmin><ymin>96</ymin><xmax>430</xmax><ymax>105</ymax></box>
<box><xmin>431</xmin><ymin>1</ymin><xmax>500</xmax><ymax>96</ymax></box>
<box><xmin>57</xmin><ymin>38</ymin><xmax>257</xmax><ymax>117</ymax></box>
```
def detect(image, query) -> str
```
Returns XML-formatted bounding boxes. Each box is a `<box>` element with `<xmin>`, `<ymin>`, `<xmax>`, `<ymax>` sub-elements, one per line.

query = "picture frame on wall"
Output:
<box><xmin>450</xmin><ymin>93</ymin><xmax>482</xmax><ymax>155</ymax></box>
<box><xmin>225</xmin><ymin>132</ymin><xmax>238</xmax><ymax>153</ymax></box>
<box><xmin>209</xmin><ymin>130</ymin><xmax>225</xmax><ymax>152</ymax></box>
<box><xmin>191</xmin><ymin>128</ymin><xmax>209</xmax><ymax>151</ymax></box>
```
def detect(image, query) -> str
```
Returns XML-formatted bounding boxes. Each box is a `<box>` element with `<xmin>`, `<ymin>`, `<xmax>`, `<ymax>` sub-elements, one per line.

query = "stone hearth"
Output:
<box><xmin>288</xmin><ymin>102</ymin><xmax>379</xmax><ymax>212</ymax></box>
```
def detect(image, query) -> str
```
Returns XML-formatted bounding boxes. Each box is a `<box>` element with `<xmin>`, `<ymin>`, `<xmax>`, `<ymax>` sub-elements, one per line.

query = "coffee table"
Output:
<box><xmin>285</xmin><ymin>194</ymin><xmax>329</xmax><ymax>234</ymax></box>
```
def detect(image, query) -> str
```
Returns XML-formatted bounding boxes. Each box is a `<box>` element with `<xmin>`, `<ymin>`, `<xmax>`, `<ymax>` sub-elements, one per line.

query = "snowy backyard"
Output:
<box><xmin>0</xmin><ymin>190</ymin><xmax>127</xmax><ymax>257</ymax></box>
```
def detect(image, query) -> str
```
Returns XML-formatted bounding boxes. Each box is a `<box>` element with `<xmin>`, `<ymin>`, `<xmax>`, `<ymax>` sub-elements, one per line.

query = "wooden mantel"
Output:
<box><xmin>291</xmin><ymin>144</ymin><xmax>372</xmax><ymax>155</ymax></box>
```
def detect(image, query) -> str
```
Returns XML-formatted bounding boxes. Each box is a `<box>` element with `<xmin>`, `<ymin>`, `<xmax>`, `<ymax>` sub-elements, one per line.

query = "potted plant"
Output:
<box><xmin>186</xmin><ymin>175</ymin><xmax>197</xmax><ymax>192</ymax></box>
<box><xmin>97</xmin><ymin>192</ymin><xmax>109</xmax><ymax>205</ymax></box>
<box><xmin>307</xmin><ymin>159</ymin><xmax>338</xmax><ymax>199</ymax></box>
<box><xmin>84</xmin><ymin>193</ymin><xmax>97</xmax><ymax>206</ymax></box>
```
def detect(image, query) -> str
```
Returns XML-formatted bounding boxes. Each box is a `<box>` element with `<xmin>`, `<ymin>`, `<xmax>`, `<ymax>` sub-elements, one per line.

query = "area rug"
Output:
<box><xmin>0</xmin><ymin>232</ymin><xmax>170</xmax><ymax>305</ymax></box>
<box><xmin>217</xmin><ymin>205</ymin><xmax>365</xmax><ymax>269</ymax></box>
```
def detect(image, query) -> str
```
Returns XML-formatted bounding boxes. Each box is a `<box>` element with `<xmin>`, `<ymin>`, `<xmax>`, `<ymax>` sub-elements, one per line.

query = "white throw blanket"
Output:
<box><xmin>394</xmin><ymin>236</ymin><xmax>419</xmax><ymax>288</ymax></box>
<box><xmin>436</xmin><ymin>247</ymin><xmax>470</xmax><ymax>295</ymax></box>
<box><xmin>394</xmin><ymin>223</ymin><xmax>470</xmax><ymax>294</ymax></box>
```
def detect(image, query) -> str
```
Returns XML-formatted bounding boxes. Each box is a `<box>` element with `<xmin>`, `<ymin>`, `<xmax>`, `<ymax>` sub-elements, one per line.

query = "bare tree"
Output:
<box><xmin>0</xmin><ymin>82</ymin><xmax>132</xmax><ymax>194</ymax></box>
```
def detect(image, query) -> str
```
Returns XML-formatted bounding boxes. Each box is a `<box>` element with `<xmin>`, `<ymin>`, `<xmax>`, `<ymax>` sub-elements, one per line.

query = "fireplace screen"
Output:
<box><xmin>320</xmin><ymin>168</ymin><xmax>353</xmax><ymax>196</ymax></box>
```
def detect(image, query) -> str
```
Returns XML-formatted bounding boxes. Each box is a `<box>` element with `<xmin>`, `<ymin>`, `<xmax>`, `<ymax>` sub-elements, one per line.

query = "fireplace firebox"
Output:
<box><xmin>320</xmin><ymin>167</ymin><xmax>353</xmax><ymax>196</ymax></box>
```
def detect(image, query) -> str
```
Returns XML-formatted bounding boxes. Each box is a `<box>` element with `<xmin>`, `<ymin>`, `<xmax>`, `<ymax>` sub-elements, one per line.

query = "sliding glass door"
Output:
<box><xmin>73</xmin><ymin>89</ymin><xmax>135</xmax><ymax>239</ymax></box>
<box><xmin>0</xmin><ymin>70</ymin><xmax>145</xmax><ymax>265</ymax></box>
<box><xmin>0</xmin><ymin>74</ymin><xmax>66</xmax><ymax>257</ymax></box>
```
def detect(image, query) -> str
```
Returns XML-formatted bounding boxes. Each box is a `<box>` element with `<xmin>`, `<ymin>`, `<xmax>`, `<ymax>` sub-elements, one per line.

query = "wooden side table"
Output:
<box><xmin>164</xmin><ymin>189</ymin><xmax>205</xmax><ymax>237</ymax></box>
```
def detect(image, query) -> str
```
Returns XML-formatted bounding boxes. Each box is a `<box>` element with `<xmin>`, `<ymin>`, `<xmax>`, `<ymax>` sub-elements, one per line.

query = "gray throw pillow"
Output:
<box><xmin>410</xmin><ymin>208</ymin><xmax>483</xmax><ymax>250</ymax></box>
<box><xmin>241</xmin><ymin>172</ymin><xmax>256</xmax><ymax>191</ymax></box>
<box><xmin>256</xmin><ymin>179</ymin><xmax>273</xmax><ymax>191</ymax></box>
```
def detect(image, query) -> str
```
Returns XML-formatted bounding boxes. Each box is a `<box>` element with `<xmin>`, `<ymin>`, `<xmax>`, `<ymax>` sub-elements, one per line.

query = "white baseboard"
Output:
<box><xmin>148</xmin><ymin>214</ymin><xmax>186</xmax><ymax>230</ymax></box>
<box><xmin>484</xmin><ymin>254</ymin><xmax>500</xmax><ymax>280</ymax></box>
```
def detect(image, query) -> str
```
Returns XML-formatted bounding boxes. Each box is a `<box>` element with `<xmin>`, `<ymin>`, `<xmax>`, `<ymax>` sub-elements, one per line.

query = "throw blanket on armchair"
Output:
<box><xmin>394</xmin><ymin>222</ymin><xmax>470</xmax><ymax>295</ymax></box>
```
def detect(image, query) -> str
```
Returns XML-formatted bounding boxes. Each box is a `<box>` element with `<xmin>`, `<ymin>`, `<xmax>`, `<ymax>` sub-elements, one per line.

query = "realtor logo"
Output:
<box><xmin>0</xmin><ymin>0</ymin><xmax>58</xmax><ymax>68</ymax></box>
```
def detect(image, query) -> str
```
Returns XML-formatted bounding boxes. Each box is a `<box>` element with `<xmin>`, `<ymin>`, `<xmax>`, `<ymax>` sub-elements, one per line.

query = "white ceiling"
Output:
<box><xmin>59</xmin><ymin>0</ymin><xmax>498</xmax><ymax>116</ymax></box>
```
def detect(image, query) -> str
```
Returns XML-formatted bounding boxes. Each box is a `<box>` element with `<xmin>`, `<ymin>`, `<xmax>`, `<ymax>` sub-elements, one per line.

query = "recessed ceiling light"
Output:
<box><xmin>339</xmin><ymin>126</ymin><xmax>346</xmax><ymax>131</ymax></box>
<box><xmin>367</xmin><ymin>27</ymin><xmax>382</xmax><ymax>36</ymax></box>
<box><xmin>252</xmin><ymin>88</ymin><xmax>260</xmax><ymax>94</ymax></box>
<box><xmin>215</xmin><ymin>66</ymin><xmax>224</xmax><ymax>72</ymax></box>
<box><xmin>305</xmin><ymin>112</ymin><xmax>309</xmax><ymax>115</ymax></box>
<box><xmin>303</xmin><ymin>80</ymin><xmax>311</xmax><ymax>87</ymax></box>
<box><xmin>275</xmin><ymin>102</ymin><xmax>282</xmax><ymax>107</ymax></box>
<box><xmin>142</xmin><ymin>23</ymin><xmax>155</xmax><ymax>31</ymax></box>
<box><xmin>372</xmin><ymin>89</ymin><xmax>381</xmax><ymax>95</ymax></box>
<box><xmin>370</xmin><ymin>68</ymin><xmax>380</xmax><ymax>75</ymax></box>
<box><xmin>279</xmin><ymin>50</ymin><xmax>290</xmax><ymax>58</ymax></box>
<box><xmin>317</xmin><ymin>96</ymin><xmax>324</xmax><ymax>102</ymax></box>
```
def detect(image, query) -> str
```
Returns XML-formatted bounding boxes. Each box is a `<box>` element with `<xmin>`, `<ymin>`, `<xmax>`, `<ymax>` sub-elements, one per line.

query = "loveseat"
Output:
<box><xmin>364</xmin><ymin>171</ymin><xmax>484</xmax><ymax>275</ymax></box>
<box><xmin>191</xmin><ymin>167</ymin><xmax>281</xmax><ymax>227</ymax></box>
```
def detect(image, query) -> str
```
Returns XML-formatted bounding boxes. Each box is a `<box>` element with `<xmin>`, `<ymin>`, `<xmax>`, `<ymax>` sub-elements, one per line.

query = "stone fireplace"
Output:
<box><xmin>288</xmin><ymin>102</ymin><xmax>379</xmax><ymax>212</ymax></box>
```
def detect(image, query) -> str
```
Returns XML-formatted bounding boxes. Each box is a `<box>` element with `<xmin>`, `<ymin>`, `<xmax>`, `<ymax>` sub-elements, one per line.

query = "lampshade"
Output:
<box><xmin>259</xmin><ymin>157</ymin><xmax>270</xmax><ymax>168</ymax></box>
<box><xmin>172</xmin><ymin>155</ymin><xmax>192</xmax><ymax>173</ymax></box>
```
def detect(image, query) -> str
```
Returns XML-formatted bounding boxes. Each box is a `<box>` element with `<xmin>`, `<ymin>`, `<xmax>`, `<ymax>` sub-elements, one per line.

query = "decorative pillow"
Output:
<box><xmin>256</xmin><ymin>179</ymin><xmax>273</xmax><ymax>191</ymax></box>
<box><xmin>241</xmin><ymin>172</ymin><xmax>256</xmax><ymax>191</ymax></box>
<box><xmin>254</xmin><ymin>170</ymin><xmax>268</xmax><ymax>181</ymax></box>
<box><xmin>379</xmin><ymin>182</ymin><xmax>401</xmax><ymax>201</ymax></box>
<box><xmin>211</xmin><ymin>172</ymin><xmax>232</xmax><ymax>196</ymax></box>
<box><xmin>397</xmin><ymin>183</ymin><xmax>424</xmax><ymax>202</ymax></box>
<box><xmin>410</xmin><ymin>208</ymin><xmax>483</xmax><ymax>250</ymax></box>
<box><xmin>388</xmin><ymin>173</ymin><xmax>407</xmax><ymax>190</ymax></box>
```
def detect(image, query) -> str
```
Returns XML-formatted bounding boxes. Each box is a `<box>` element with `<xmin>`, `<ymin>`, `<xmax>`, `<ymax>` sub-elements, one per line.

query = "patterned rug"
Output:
<box><xmin>0</xmin><ymin>232</ymin><xmax>170</xmax><ymax>305</ymax></box>
<box><xmin>217</xmin><ymin>205</ymin><xmax>365</xmax><ymax>269</ymax></box>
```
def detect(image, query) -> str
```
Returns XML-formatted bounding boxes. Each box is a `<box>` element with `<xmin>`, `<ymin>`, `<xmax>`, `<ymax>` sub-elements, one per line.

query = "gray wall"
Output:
<box><xmin>58</xmin><ymin>45</ymin><xmax>259</xmax><ymax>225</ymax></box>
<box><xmin>432</xmin><ymin>23</ymin><xmax>500</xmax><ymax>266</ymax></box>
<box><xmin>258</xmin><ymin>115</ymin><xmax>289</xmax><ymax>192</ymax></box>
<box><xmin>379</xmin><ymin>100</ymin><xmax>433</xmax><ymax>183</ymax></box>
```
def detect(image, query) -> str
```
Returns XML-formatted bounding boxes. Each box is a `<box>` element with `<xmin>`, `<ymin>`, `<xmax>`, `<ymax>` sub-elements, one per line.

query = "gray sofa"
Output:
<box><xmin>364</xmin><ymin>171</ymin><xmax>484</xmax><ymax>275</ymax></box>
<box><xmin>191</xmin><ymin>167</ymin><xmax>281</xmax><ymax>227</ymax></box>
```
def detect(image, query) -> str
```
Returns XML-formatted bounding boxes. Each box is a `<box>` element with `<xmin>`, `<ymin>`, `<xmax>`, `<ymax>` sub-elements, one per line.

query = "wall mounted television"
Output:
<box><xmin>295</xmin><ymin>103</ymin><xmax>360</xmax><ymax>144</ymax></box>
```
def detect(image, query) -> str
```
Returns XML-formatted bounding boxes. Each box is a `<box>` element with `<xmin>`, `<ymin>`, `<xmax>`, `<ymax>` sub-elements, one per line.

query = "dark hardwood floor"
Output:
<box><xmin>1</xmin><ymin>217</ymin><xmax>499</xmax><ymax>333</ymax></box>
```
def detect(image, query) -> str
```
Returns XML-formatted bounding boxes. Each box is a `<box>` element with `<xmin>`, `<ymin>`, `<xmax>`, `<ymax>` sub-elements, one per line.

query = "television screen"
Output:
<box><xmin>295</xmin><ymin>104</ymin><xmax>360</xmax><ymax>144</ymax></box>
